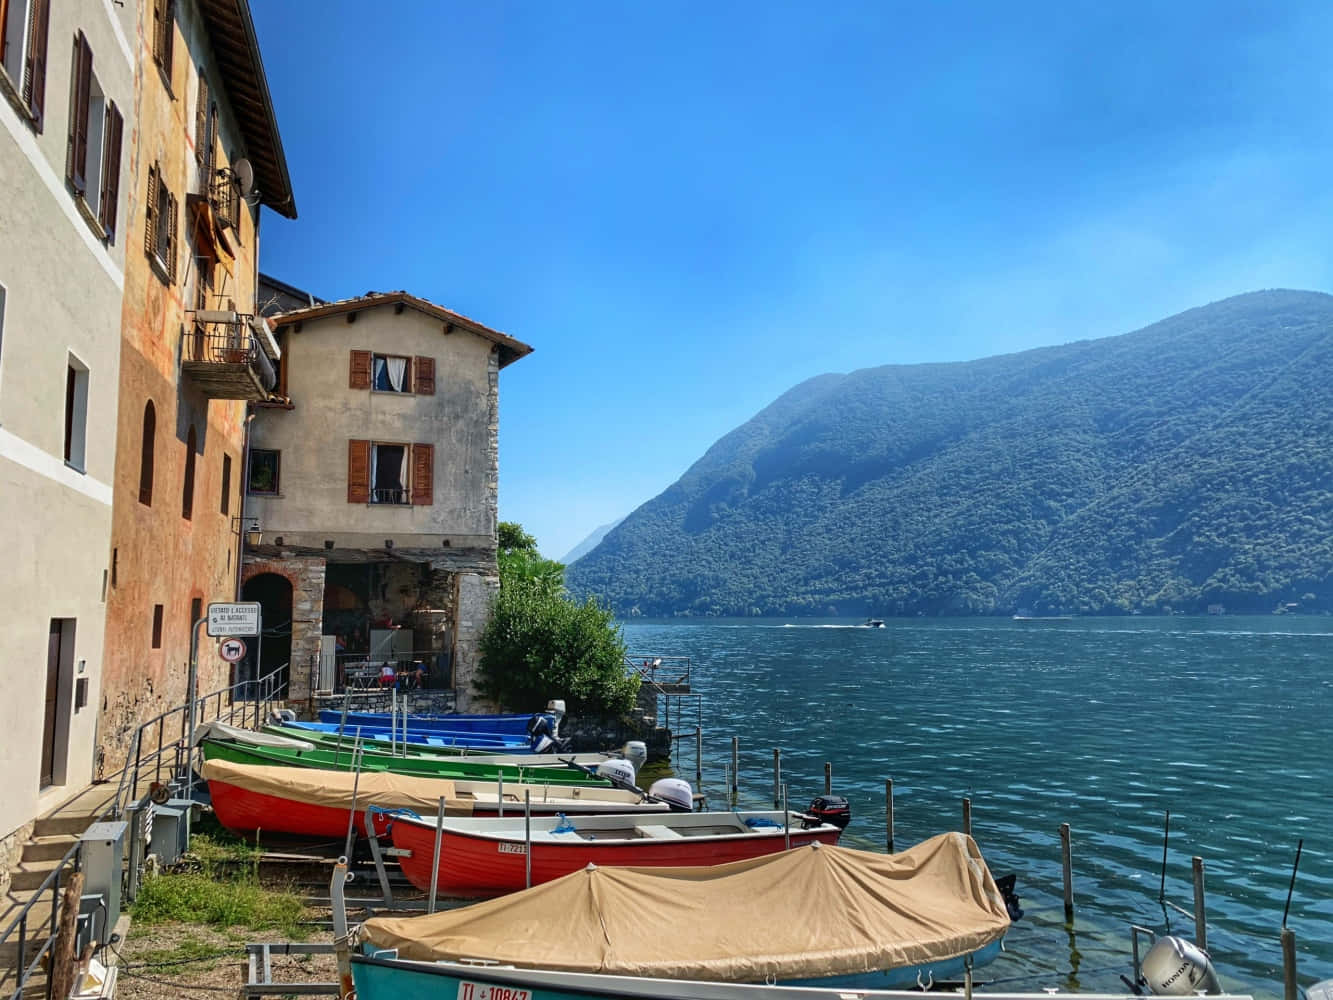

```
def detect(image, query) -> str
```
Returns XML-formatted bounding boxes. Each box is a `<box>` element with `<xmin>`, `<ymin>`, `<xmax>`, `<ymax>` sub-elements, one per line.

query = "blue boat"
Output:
<box><xmin>280</xmin><ymin>719</ymin><xmax>532</xmax><ymax>751</ymax></box>
<box><xmin>352</xmin><ymin>833</ymin><xmax>1016</xmax><ymax>994</ymax></box>
<box><xmin>319</xmin><ymin>708</ymin><xmax>535</xmax><ymax>736</ymax></box>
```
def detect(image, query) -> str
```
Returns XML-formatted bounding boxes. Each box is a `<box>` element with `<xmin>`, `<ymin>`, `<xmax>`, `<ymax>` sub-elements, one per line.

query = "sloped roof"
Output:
<box><xmin>197</xmin><ymin>0</ymin><xmax>296</xmax><ymax>218</ymax></box>
<box><xmin>270</xmin><ymin>291</ymin><xmax>533</xmax><ymax>368</ymax></box>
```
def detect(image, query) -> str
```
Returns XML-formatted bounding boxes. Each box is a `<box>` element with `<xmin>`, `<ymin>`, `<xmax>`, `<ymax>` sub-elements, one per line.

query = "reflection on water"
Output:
<box><xmin>623</xmin><ymin>616</ymin><xmax>1332</xmax><ymax>999</ymax></box>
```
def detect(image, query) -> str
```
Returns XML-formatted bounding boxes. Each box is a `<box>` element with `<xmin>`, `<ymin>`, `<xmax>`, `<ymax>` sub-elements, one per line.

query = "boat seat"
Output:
<box><xmin>634</xmin><ymin>824</ymin><xmax>684</xmax><ymax>839</ymax></box>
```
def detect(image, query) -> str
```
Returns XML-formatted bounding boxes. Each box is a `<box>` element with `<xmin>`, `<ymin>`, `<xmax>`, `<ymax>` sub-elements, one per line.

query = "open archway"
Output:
<box><xmin>240</xmin><ymin>573</ymin><xmax>293</xmax><ymax>694</ymax></box>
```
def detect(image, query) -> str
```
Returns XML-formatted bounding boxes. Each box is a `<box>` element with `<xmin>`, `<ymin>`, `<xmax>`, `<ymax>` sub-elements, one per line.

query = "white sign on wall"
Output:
<box><xmin>207</xmin><ymin>602</ymin><xmax>261</xmax><ymax>637</ymax></box>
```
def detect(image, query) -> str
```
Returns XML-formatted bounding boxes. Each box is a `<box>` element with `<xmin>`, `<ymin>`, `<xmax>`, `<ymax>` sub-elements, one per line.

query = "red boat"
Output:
<box><xmin>201</xmin><ymin>759</ymin><xmax>668</xmax><ymax>839</ymax></box>
<box><xmin>378</xmin><ymin>808</ymin><xmax>844</xmax><ymax>897</ymax></box>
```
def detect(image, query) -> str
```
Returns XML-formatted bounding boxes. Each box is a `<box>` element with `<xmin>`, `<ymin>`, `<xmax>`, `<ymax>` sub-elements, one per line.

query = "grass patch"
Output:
<box><xmin>130</xmin><ymin>933</ymin><xmax>236</xmax><ymax>969</ymax></box>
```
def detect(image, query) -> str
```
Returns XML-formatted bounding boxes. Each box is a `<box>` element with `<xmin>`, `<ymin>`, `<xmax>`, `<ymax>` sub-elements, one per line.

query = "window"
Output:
<box><xmin>373</xmin><ymin>354</ymin><xmax>412</xmax><ymax>393</ymax></box>
<box><xmin>151</xmin><ymin>604</ymin><xmax>164</xmax><ymax>648</ymax></box>
<box><xmin>144</xmin><ymin>162</ymin><xmax>178</xmax><ymax>283</ymax></box>
<box><xmin>0</xmin><ymin>0</ymin><xmax>50</xmax><ymax>129</ymax></box>
<box><xmin>248</xmin><ymin>449</ymin><xmax>279</xmax><ymax>495</ymax></box>
<box><xmin>221</xmin><ymin>454</ymin><xmax>231</xmax><ymax>514</ymax></box>
<box><xmin>138</xmin><ymin>401</ymin><xmax>155</xmax><ymax>505</ymax></box>
<box><xmin>182</xmin><ymin>425</ymin><xmax>196</xmax><ymax>519</ymax></box>
<box><xmin>348</xmin><ymin>439</ymin><xmax>433</xmax><ymax>505</ymax></box>
<box><xmin>188</xmin><ymin>597</ymin><xmax>201</xmax><ymax>645</ymax></box>
<box><xmin>151</xmin><ymin>0</ymin><xmax>173</xmax><ymax>85</ymax></box>
<box><xmin>63</xmin><ymin>356</ymin><xmax>88</xmax><ymax>472</ymax></box>
<box><xmin>64</xmin><ymin>32</ymin><xmax>122</xmax><ymax>240</ymax></box>
<box><xmin>194</xmin><ymin>68</ymin><xmax>208</xmax><ymax>163</ymax></box>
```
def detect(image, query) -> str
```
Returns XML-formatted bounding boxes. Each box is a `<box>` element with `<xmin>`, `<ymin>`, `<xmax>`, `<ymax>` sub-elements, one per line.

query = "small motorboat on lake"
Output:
<box><xmin>863</xmin><ymin>618</ymin><xmax>886</xmax><ymax>627</ymax></box>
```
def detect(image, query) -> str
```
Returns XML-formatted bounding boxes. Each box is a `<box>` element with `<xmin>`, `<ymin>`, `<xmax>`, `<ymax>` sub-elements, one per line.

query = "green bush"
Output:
<box><xmin>478</xmin><ymin>576</ymin><xmax>638</xmax><ymax>716</ymax></box>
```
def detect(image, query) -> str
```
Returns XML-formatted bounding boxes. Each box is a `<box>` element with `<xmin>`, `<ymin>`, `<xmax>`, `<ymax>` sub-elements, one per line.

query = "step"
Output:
<box><xmin>7</xmin><ymin>859</ymin><xmax>61</xmax><ymax>895</ymax></box>
<box><xmin>20</xmin><ymin>836</ymin><xmax>78</xmax><ymax>865</ymax></box>
<box><xmin>31</xmin><ymin>814</ymin><xmax>96</xmax><ymax>840</ymax></box>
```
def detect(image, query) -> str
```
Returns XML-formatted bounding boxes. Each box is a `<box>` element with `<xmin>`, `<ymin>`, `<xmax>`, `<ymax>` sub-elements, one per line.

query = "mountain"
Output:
<box><xmin>562</xmin><ymin>519</ymin><xmax>623</xmax><ymax>565</ymax></box>
<box><xmin>566</xmin><ymin>290</ymin><xmax>1333</xmax><ymax>617</ymax></box>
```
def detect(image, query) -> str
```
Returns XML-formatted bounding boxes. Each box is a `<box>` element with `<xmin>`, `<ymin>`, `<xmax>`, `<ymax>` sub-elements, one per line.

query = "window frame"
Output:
<box><xmin>221</xmin><ymin>453</ymin><xmax>231</xmax><ymax>515</ymax></box>
<box><xmin>64</xmin><ymin>33</ymin><xmax>123</xmax><ymax>242</ymax></box>
<box><xmin>138</xmin><ymin>400</ymin><xmax>155</xmax><ymax>505</ymax></box>
<box><xmin>369</xmin><ymin>441</ymin><xmax>410</xmax><ymax>505</ymax></box>
<box><xmin>371</xmin><ymin>353</ymin><xmax>413</xmax><ymax>394</ymax></box>
<box><xmin>0</xmin><ymin>0</ymin><xmax>50</xmax><ymax>130</ymax></box>
<box><xmin>182</xmin><ymin>425</ymin><xmax>197</xmax><ymax>520</ymax></box>
<box><xmin>247</xmin><ymin>448</ymin><xmax>280</xmax><ymax>496</ymax></box>
<box><xmin>63</xmin><ymin>354</ymin><xmax>89</xmax><ymax>473</ymax></box>
<box><xmin>144</xmin><ymin>162</ymin><xmax>178</xmax><ymax>283</ymax></box>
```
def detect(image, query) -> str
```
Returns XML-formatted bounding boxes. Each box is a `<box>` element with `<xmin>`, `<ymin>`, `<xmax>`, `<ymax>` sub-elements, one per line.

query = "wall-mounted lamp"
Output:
<box><xmin>232</xmin><ymin>515</ymin><xmax>263</xmax><ymax>548</ymax></box>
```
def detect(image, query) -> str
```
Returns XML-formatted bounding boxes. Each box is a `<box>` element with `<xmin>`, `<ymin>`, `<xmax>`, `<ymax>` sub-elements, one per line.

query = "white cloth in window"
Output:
<box><xmin>373</xmin><ymin>356</ymin><xmax>387</xmax><ymax>390</ymax></box>
<box><xmin>386</xmin><ymin>357</ymin><xmax>407</xmax><ymax>392</ymax></box>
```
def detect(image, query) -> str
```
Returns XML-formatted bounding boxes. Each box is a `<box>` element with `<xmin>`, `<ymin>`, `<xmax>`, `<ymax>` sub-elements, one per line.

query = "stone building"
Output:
<box><xmin>98</xmin><ymin>0</ymin><xmax>295</xmax><ymax>767</ymax></box>
<box><xmin>241</xmin><ymin>287</ymin><xmax>532</xmax><ymax>709</ymax></box>
<box><xmin>0</xmin><ymin>0</ymin><xmax>135</xmax><ymax>863</ymax></box>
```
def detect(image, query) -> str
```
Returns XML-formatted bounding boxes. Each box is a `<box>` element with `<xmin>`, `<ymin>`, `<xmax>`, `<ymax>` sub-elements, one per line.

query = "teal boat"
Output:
<box><xmin>198</xmin><ymin>735</ymin><xmax>612</xmax><ymax>787</ymax></box>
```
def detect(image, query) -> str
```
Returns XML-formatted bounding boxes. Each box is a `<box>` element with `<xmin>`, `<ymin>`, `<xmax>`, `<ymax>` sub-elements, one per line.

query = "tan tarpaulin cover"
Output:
<box><xmin>201</xmin><ymin>759</ymin><xmax>464</xmax><ymax>815</ymax></box>
<box><xmin>360</xmin><ymin>832</ymin><xmax>1011</xmax><ymax>982</ymax></box>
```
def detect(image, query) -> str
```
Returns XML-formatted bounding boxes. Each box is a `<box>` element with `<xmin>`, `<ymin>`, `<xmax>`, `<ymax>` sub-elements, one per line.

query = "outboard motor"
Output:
<box><xmin>595</xmin><ymin>758</ymin><xmax>637</xmax><ymax>789</ymax></box>
<box><xmin>994</xmin><ymin>873</ymin><xmax>1023</xmax><ymax>922</ymax></box>
<box><xmin>648</xmin><ymin>777</ymin><xmax>695</xmax><ymax>812</ymax></box>
<box><xmin>1141</xmin><ymin>935</ymin><xmax>1222</xmax><ymax>996</ymax></box>
<box><xmin>545</xmin><ymin>699</ymin><xmax>566</xmax><ymax>733</ymax></box>
<box><xmin>806</xmin><ymin>795</ymin><xmax>852</xmax><ymax>830</ymax></box>
<box><xmin>621</xmin><ymin>741</ymin><xmax>647</xmax><ymax>773</ymax></box>
<box><xmin>527</xmin><ymin>710</ymin><xmax>569</xmax><ymax>754</ymax></box>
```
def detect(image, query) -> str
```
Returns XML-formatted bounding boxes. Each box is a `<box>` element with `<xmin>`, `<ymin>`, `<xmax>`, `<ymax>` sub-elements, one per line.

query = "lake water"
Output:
<box><xmin>619</xmin><ymin>617</ymin><xmax>1332</xmax><ymax>999</ymax></box>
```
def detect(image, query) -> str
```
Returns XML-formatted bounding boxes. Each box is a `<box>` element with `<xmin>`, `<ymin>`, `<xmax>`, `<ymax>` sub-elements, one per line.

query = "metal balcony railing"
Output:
<box><xmin>371</xmin><ymin>487</ymin><xmax>409</xmax><ymax>505</ymax></box>
<box><xmin>183</xmin><ymin>324</ymin><xmax>276</xmax><ymax>396</ymax></box>
<box><xmin>210</xmin><ymin>168</ymin><xmax>242</xmax><ymax>230</ymax></box>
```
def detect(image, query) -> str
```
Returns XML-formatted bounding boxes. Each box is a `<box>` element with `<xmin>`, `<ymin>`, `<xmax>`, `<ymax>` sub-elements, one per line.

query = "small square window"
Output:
<box><xmin>248</xmin><ymin>449</ymin><xmax>280</xmax><ymax>495</ymax></box>
<box><xmin>151</xmin><ymin>604</ymin><xmax>164</xmax><ymax>648</ymax></box>
<box><xmin>372</xmin><ymin>354</ymin><xmax>412</xmax><ymax>393</ymax></box>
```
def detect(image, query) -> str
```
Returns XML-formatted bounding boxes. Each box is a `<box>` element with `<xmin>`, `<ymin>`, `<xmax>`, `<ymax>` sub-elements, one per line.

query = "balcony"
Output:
<box><xmin>211</xmin><ymin>168</ymin><xmax>243</xmax><ymax>230</ymax></box>
<box><xmin>181</xmin><ymin>312</ymin><xmax>279</xmax><ymax>401</ymax></box>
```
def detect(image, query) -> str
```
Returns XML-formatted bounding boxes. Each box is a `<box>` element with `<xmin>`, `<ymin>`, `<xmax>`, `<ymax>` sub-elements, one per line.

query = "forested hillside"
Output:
<box><xmin>566</xmin><ymin>290</ymin><xmax>1333</xmax><ymax>617</ymax></box>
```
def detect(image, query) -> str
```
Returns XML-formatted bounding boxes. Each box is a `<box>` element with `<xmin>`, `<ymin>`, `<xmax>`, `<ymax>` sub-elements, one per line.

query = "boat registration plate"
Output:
<box><xmin>497</xmin><ymin>842</ymin><xmax>527</xmax><ymax>855</ymax></box>
<box><xmin>457</xmin><ymin>980</ymin><xmax>530</xmax><ymax>1000</ymax></box>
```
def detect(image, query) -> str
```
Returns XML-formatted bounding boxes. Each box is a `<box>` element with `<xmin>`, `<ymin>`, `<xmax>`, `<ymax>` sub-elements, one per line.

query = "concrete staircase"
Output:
<box><xmin>0</xmin><ymin>786</ymin><xmax>118</xmax><ymax>997</ymax></box>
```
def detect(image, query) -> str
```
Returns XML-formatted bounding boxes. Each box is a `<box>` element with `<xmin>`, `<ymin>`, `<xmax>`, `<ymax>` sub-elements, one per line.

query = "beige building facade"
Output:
<box><xmin>0</xmin><ymin>0</ymin><xmax>135</xmax><ymax>855</ymax></box>
<box><xmin>242</xmin><ymin>291</ymin><xmax>531</xmax><ymax>708</ymax></box>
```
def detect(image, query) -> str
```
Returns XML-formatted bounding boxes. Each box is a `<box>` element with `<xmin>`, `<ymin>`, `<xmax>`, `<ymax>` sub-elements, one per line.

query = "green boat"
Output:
<box><xmin>199</xmin><ymin>736</ymin><xmax>613</xmax><ymax>787</ymax></box>
<box><xmin>260</xmin><ymin>723</ymin><xmax>615</xmax><ymax>768</ymax></box>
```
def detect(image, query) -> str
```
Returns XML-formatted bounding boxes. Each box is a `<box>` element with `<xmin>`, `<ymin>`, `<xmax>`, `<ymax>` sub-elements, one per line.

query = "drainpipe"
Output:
<box><xmin>235</xmin><ymin>406</ymin><xmax>256</xmax><ymax>599</ymax></box>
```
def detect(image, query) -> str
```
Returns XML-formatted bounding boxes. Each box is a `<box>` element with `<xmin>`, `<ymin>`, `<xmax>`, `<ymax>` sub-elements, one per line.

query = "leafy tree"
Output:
<box><xmin>479</xmin><ymin>526</ymin><xmax>638</xmax><ymax>715</ymax></box>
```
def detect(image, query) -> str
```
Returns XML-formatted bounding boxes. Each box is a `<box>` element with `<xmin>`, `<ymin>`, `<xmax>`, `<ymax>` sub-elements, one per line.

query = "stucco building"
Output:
<box><xmin>0</xmin><ymin>0</ymin><xmax>136</xmax><ymax>863</ymax></box>
<box><xmin>99</xmin><ymin>0</ymin><xmax>295</xmax><ymax>767</ymax></box>
<box><xmin>242</xmin><ymin>288</ymin><xmax>532</xmax><ymax>709</ymax></box>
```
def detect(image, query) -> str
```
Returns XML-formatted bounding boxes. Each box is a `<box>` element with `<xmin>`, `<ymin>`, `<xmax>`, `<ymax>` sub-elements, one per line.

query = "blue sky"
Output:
<box><xmin>250</xmin><ymin>2</ymin><xmax>1333</xmax><ymax>561</ymax></box>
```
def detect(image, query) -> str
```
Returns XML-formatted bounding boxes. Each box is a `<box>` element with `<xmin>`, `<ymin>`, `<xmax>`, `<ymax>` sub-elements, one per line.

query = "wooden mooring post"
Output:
<box><xmin>1192</xmin><ymin>856</ymin><xmax>1207</xmax><ymax>950</ymax></box>
<box><xmin>824</xmin><ymin>762</ymin><xmax>832</xmax><ymax>795</ymax></box>
<box><xmin>1060</xmin><ymin>822</ymin><xmax>1075</xmax><ymax>920</ymax></box>
<box><xmin>962</xmin><ymin>796</ymin><xmax>972</xmax><ymax>837</ymax></box>
<box><xmin>730</xmin><ymin>736</ymin><xmax>739</xmax><ymax>804</ymax></box>
<box><xmin>695</xmin><ymin>726</ymin><xmax>703</xmax><ymax>786</ymax></box>
<box><xmin>772</xmin><ymin>748</ymin><xmax>782</xmax><ymax>807</ymax></box>
<box><xmin>885</xmin><ymin>778</ymin><xmax>895</xmax><ymax>853</ymax></box>
<box><xmin>1281</xmin><ymin>927</ymin><xmax>1297</xmax><ymax>1000</ymax></box>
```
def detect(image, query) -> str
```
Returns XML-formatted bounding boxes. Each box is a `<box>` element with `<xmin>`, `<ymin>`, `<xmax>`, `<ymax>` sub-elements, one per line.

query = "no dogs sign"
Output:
<box><xmin>218</xmin><ymin>637</ymin><xmax>248</xmax><ymax>663</ymax></box>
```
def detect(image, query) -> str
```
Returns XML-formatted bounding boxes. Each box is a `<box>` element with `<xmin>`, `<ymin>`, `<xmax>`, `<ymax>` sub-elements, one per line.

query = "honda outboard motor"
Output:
<box><xmin>648</xmin><ymin>777</ymin><xmax>695</xmax><ymax>812</ymax></box>
<box><xmin>527</xmin><ymin>710</ymin><xmax>569</xmax><ymax>754</ymax></box>
<box><xmin>806</xmin><ymin>795</ymin><xmax>852</xmax><ymax>830</ymax></box>
<box><xmin>545</xmin><ymin>699</ymin><xmax>566</xmax><ymax>732</ymax></box>
<box><xmin>621</xmin><ymin>741</ymin><xmax>647</xmax><ymax>773</ymax></box>
<box><xmin>1141</xmin><ymin>936</ymin><xmax>1222</xmax><ymax>996</ymax></box>
<box><xmin>595</xmin><ymin>758</ymin><xmax>637</xmax><ymax>789</ymax></box>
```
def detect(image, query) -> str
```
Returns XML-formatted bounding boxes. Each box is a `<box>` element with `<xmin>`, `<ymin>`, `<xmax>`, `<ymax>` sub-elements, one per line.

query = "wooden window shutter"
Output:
<box><xmin>194</xmin><ymin>72</ymin><xmax>208</xmax><ymax>162</ymax></box>
<box><xmin>349</xmin><ymin>349</ymin><xmax>371</xmax><ymax>389</ymax></box>
<box><xmin>205</xmin><ymin>102</ymin><xmax>217</xmax><ymax>184</ymax></box>
<box><xmin>165</xmin><ymin>190</ymin><xmax>179</xmax><ymax>281</ymax></box>
<box><xmin>0</xmin><ymin>1</ymin><xmax>9</xmax><ymax>73</ymax></box>
<box><xmin>143</xmin><ymin>164</ymin><xmax>158</xmax><ymax>259</ymax></box>
<box><xmin>347</xmin><ymin>439</ymin><xmax>370</xmax><ymax>503</ymax></box>
<box><xmin>66</xmin><ymin>33</ymin><xmax>93</xmax><ymax>194</ymax></box>
<box><xmin>24</xmin><ymin>0</ymin><xmax>50</xmax><ymax>129</ymax></box>
<box><xmin>163</xmin><ymin>0</ymin><xmax>175</xmax><ymax>77</ymax></box>
<box><xmin>411</xmin><ymin>443</ymin><xmax>434</xmax><ymax>505</ymax></box>
<box><xmin>99</xmin><ymin>102</ymin><xmax>123</xmax><ymax>236</ymax></box>
<box><xmin>413</xmin><ymin>356</ymin><xmax>436</xmax><ymax>395</ymax></box>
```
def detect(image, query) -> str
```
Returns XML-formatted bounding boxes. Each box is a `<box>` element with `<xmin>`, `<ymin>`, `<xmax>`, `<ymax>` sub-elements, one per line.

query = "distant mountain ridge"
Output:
<box><xmin>567</xmin><ymin>290</ymin><xmax>1333</xmax><ymax>617</ymax></box>
<box><xmin>562</xmin><ymin>519</ymin><xmax>623</xmax><ymax>564</ymax></box>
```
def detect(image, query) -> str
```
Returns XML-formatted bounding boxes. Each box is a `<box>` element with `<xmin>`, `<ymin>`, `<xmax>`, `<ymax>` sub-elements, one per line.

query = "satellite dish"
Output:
<box><xmin>233</xmin><ymin>158</ymin><xmax>255</xmax><ymax>197</ymax></box>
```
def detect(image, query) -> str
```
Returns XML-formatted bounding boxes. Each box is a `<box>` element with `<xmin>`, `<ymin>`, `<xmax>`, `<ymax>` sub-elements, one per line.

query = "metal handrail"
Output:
<box><xmin>626</xmin><ymin>654</ymin><xmax>691</xmax><ymax>689</ymax></box>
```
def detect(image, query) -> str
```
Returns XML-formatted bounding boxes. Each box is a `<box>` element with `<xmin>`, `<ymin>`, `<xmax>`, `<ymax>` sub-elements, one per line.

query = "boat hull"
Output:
<box><xmin>351</xmin><ymin>950</ymin><xmax>1008</xmax><ymax>1000</ymax></box>
<box><xmin>199</xmin><ymin>738</ymin><xmax>610</xmax><ymax>786</ymax></box>
<box><xmin>282</xmin><ymin>720</ymin><xmax>532</xmax><ymax>751</ymax></box>
<box><xmin>320</xmin><ymin>709</ymin><xmax>532</xmax><ymax>736</ymax></box>
<box><xmin>262</xmin><ymin>724</ymin><xmax>613</xmax><ymax>767</ymax></box>
<box><xmin>385</xmin><ymin>812</ymin><xmax>842</xmax><ymax>897</ymax></box>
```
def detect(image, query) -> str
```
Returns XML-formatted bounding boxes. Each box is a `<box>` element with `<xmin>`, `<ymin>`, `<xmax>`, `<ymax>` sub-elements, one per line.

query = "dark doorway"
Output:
<box><xmin>240</xmin><ymin>574</ymin><xmax>293</xmax><ymax>694</ymax></box>
<box><xmin>42</xmin><ymin>619</ymin><xmax>74</xmax><ymax>788</ymax></box>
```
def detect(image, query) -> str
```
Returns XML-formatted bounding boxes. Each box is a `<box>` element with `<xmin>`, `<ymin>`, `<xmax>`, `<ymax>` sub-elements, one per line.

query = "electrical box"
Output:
<box><xmin>78</xmin><ymin>822</ymin><xmax>126</xmax><ymax>943</ymax></box>
<box><xmin>147</xmin><ymin>800</ymin><xmax>191</xmax><ymax>866</ymax></box>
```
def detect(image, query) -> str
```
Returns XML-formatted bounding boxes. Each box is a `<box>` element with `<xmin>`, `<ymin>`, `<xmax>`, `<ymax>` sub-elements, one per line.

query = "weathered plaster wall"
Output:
<box><xmin>245</xmin><ymin>305</ymin><xmax>499</xmax><ymax>548</ymax></box>
<box><xmin>99</xmin><ymin>0</ymin><xmax>261</xmax><ymax>769</ymax></box>
<box><xmin>0</xmin><ymin>0</ymin><xmax>134</xmax><ymax>836</ymax></box>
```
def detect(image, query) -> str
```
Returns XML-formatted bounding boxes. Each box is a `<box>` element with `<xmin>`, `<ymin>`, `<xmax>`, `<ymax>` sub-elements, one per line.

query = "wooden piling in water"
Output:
<box><xmin>731</xmin><ymin>736</ymin><xmax>739</xmax><ymax>802</ymax></box>
<box><xmin>1192</xmin><ymin>856</ymin><xmax>1207</xmax><ymax>950</ymax></box>
<box><xmin>824</xmin><ymin>762</ymin><xmax>832</xmax><ymax>795</ymax></box>
<box><xmin>885</xmin><ymin>778</ymin><xmax>895</xmax><ymax>853</ymax></box>
<box><xmin>1060</xmin><ymin>822</ymin><xmax>1074</xmax><ymax>919</ymax></box>
<box><xmin>1281</xmin><ymin>927</ymin><xmax>1297</xmax><ymax>1000</ymax></box>
<box><xmin>772</xmin><ymin>748</ymin><xmax>782</xmax><ymax>807</ymax></box>
<box><xmin>695</xmin><ymin>726</ymin><xmax>702</xmax><ymax>785</ymax></box>
<box><xmin>962</xmin><ymin>796</ymin><xmax>972</xmax><ymax>837</ymax></box>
